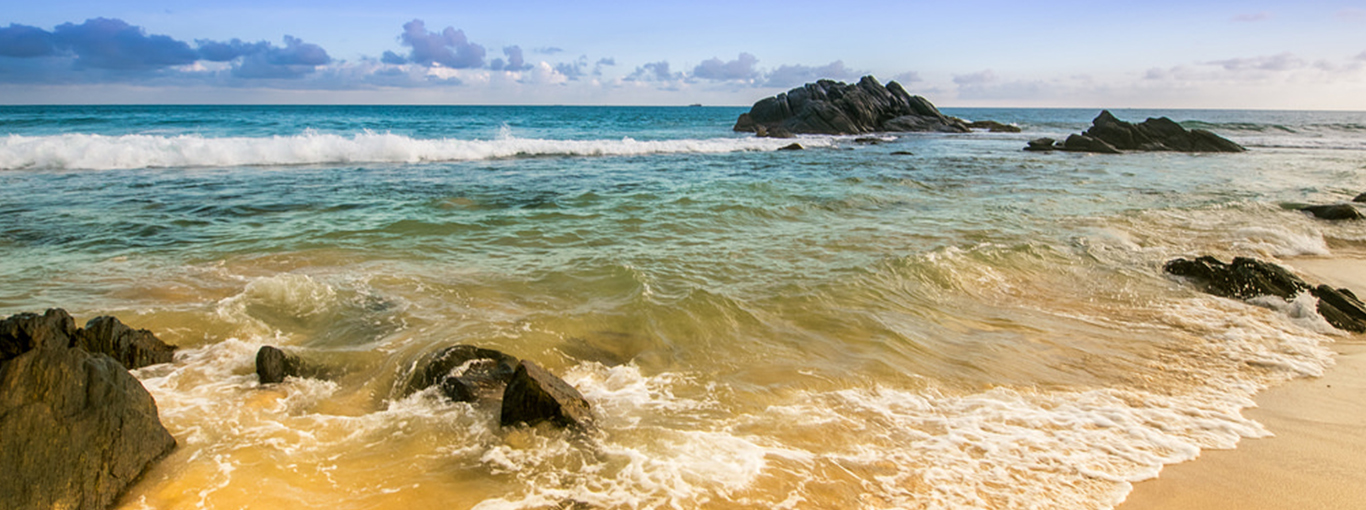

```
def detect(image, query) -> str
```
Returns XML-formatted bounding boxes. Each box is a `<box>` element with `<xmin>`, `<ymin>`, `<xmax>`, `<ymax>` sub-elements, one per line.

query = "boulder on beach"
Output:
<box><xmin>255</xmin><ymin>345</ymin><xmax>312</xmax><ymax>384</ymax></box>
<box><xmin>1028</xmin><ymin>110</ymin><xmax>1245</xmax><ymax>153</ymax></box>
<box><xmin>500</xmin><ymin>360</ymin><xmax>594</xmax><ymax>430</ymax></box>
<box><xmin>734</xmin><ymin>76</ymin><xmax>970</xmax><ymax>135</ymax></box>
<box><xmin>0</xmin><ymin>309</ymin><xmax>177</xmax><ymax>510</ymax></box>
<box><xmin>1164</xmin><ymin>256</ymin><xmax>1366</xmax><ymax>332</ymax></box>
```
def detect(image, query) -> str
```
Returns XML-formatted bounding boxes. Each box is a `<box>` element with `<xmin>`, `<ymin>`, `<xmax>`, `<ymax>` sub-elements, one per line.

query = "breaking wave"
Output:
<box><xmin>0</xmin><ymin>131</ymin><xmax>823</xmax><ymax>171</ymax></box>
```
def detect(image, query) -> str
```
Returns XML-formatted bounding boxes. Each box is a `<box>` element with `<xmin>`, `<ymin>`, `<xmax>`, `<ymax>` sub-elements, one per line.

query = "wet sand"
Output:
<box><xmin>1120</xmin><ymin>257</ymin><xmax>1366</xmax><ymax>510</ymax></box>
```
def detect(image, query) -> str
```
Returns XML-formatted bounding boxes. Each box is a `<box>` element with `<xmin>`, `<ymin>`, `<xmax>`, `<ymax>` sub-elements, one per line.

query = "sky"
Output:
<box><xmin>2</xmin><ymin>1</ymin><xmax>1365</xmax><ymax>109</ymax></box>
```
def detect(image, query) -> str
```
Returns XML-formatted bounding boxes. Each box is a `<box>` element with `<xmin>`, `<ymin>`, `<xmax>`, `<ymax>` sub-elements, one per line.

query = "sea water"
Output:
<box><xmin>3</xmin><ymin>105</ymin><xmax>1366</xmax><ymax>509</ymax></box>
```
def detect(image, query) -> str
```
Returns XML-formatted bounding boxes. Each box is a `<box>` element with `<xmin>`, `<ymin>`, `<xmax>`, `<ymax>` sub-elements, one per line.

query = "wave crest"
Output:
<box><xmin>0</xmin><ymin>131</ymin><xmax>820</xmax><ymax>171</ymax></box>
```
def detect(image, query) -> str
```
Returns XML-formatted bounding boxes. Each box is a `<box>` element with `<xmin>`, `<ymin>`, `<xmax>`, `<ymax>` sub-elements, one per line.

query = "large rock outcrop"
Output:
<box><xmin>0</xmin><ymin>309</ymin><xmax>177</xmax><ymax>510</ymax></box>
<box><xmin>733</xmin><ymin>76</ymin><xmax>969</xmax><ymax>135</ymax></box>
<box><xmin>1028</xmin><ymin>111</ymin><xmax>1245</xmax><ymax>153</ymax></box>
<box><xmin>1164</xmin><ymin>256</ymin><xmax>1366</xmax><ymax>332</ymax></box>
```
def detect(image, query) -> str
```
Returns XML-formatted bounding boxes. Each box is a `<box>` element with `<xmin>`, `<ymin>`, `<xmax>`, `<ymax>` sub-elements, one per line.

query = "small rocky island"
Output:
<box><xmin>1027</xmin><ymin>110</ymin><xmax>1245</xmax><ymax>153</ymax></box>
<box><xmin>733</xmin><ymin>76</ymin><xmax>992</xmax><ymax>136</ymax></box>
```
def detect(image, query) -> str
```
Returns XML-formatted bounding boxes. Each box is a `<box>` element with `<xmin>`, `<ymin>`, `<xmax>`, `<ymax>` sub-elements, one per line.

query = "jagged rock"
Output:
<box><xmin>734</xmin><ymin>76</ymin><xmax>970</xmax><ymax>135</ymax></box>
<box><xmin>1036</xmin><ymin>110</ymin><xmax>1244</xmax><ymax>153</ymax></box>
<box><xmin>1164</xmin><ymin>256</ymin><xmax>1366</xmax><ymax>332</ymax></box>
<box><xmin>0</xmin><ymin>309</ymin><xmax>176</xmax><ymax>510</ymax></box>
<box><xmin>777</xmin><ymin>143</ymin><xmax>804</xmax><ymax>151</ymax></box>
<box><xmin>1299</xmin><ymin>204</ymin><xmax>1363</xmax><ymax>220</ymax></box>
<box><xmin>255</xmin><ymin>346</ymin><xmax>308</xmax><ymax>384</ymax></box>
<box><xmin>1062</xmin><ymin>134</ymin><xmax>1122</xmax><ymax>154</ymax></box>
<box><xmin>1164</xmin><ymin>256</ymin><xmax>1308</xmax><ymax>300</ymax></box>
<box><xmin>402</xmin><ymin>345</ymin><xmax>520</xmax><ymax>403</ymax></box>
<box><xmin>1309</xmin><ymin>285</ymin><xmax>1366</xmax><ymax>332</ymax></box>
<box><xmin>76</xmin><ymin>316</ymin><xmax>175</xmax><ymax>370</ymax></box>
<box><xmin>965</xmin><ymin>120</ymin><xmax>1022</xmax><ymax>133</ymax></box>
<box><xmin>500</xmin><ymin>360</ymin><xmax>593</xmax><ymax>429</ymax></box>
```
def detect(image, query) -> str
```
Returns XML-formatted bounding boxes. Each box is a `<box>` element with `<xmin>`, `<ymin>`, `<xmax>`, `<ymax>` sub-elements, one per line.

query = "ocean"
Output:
<box><xmin>2</xmin><ymin>105</ymin><xmax>1365</xmax><ymax>509</ymax></box>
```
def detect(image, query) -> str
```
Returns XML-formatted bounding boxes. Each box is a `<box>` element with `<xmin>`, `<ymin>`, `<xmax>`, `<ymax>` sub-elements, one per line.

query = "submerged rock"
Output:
<box><xmin>1299</xmin><ymin>204</ymin><xmax>1363</xmax><ymax>221</ymax></box>
<box><xmin>1029</xmin><ymin>110</ymin><xmax>1245</xmax><ymax>153</ymax></box>
<box><xmin>500</xmin><ymin>360</ymin><xmax>593</xmax><ymax>429</ymax></box>
<box><xmin>777</xmin><ymin>143</ymin><xmax>804</xmax><ymax>151</ymax></box>
<box><xmin>1164</xmin><ymin>256</ymin><xmax>1366</xmax><ymax>332</ymax></box>
<box><xmin>403</xmin><ymin>345</ymin><xmax>520</xmax><ymax>403</ymax></box>
<box><xmin>0</xmin><ymin>309</ymin><xmax>176</xmax><ymax>510</ymax></box>
<box><xmin>734</xmin><ymin>76</ymin><xmax>969</xmax><ymax>135</ymax></box>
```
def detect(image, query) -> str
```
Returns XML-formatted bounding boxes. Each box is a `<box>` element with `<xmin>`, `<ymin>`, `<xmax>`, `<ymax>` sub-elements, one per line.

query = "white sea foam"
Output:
<box><xmin>0</xmin><ymin>131</ymin><xmax>825</xmax><ymax>170</ymax></box>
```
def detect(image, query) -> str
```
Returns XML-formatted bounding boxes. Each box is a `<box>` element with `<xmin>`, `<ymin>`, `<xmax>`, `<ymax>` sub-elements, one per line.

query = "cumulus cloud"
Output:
<box><xmin>0</xmin><ymin>24</ymin><xmax>57</xmax><ymax>57</ymax></box>
<box><xmin>534</xmin><ymin>47</ymin><xmax>564</xmax><ymax>55</ymax></box>
<box><xmin>52</xmin><ymin>18</ymin><xmax>198</xmax><ymax>71</ymax></box>
<box><xmin>628</xmin><ymin>61</ymin><xmax>682</xmax><ymax>81</ymax></box>
<box><xmin>230</xmin><ymin>35</ymin><xmax>331</xmax><ymax>79</ymax></box>
<box><xmin>763</xmin><ymin>60</ymin><xmax>862</xmax><ymax>87</ymax></box>
<box><xmin>493</xmin><ymin>45</ymin><xmax>529</xmax><ymax>71</ymax></box>
<box><xmin>398</xmin><ymin>19</ymin><xmax>485</xmax><ymax>69</ymax></box>
<box><xmin>594</xmin><ymin>57</ymin><xmax>615</xmax><ymax>75</ymax></box>
<box><xmin>692</xmin><ymin>52</ymin><xmax>759</xmax><ymax>81</ymax></box>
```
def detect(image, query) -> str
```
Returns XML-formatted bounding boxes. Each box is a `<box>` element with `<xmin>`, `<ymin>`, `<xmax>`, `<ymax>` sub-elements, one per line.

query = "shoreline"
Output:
<box><xmin>1120</xmin><ymin>256</ymin><xmax>1366</xmax><ymax>510</ymax></box>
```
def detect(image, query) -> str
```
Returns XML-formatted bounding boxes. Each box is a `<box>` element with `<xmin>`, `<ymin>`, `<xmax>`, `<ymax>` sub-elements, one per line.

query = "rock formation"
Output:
<box><xmin>500</xmin><ymin>360</ymin><xmax>594</xmax><ymax>429</ymax></box>
<box><xmin>1164</xmin><ymin>256</ymin><xmax>1366</xmax><ymax>332</ymax></box>
<box><xmin>0</xmin><ymin>309</ymin><xmax>177</xmax><ymax>510</ymax></box>
<box><xmin>1298</xmin><ymin>203</ymin><xmax>1363</xmax><ymax>221</ymax></box>
<box><xmin>733</xmin><ymin>76</ymin><xmax>969</xmax><ymax>135</ymax></box>
<box><xmin>1028</xmin><ymin>111</ymin><xmax>1245</xmax><ymax>153</ymax></box>
<box><xmin>402</xmin><ymin>344</ymin><xmax>521</xmax><ymax>403</ymax></box>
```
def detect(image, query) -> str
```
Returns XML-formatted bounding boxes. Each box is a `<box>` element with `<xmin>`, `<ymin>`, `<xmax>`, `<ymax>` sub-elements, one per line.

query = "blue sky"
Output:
<box><xmin>2</xmin><ymin>1</ymin><xmax>1365</xmax><ymax>108</ymax></box>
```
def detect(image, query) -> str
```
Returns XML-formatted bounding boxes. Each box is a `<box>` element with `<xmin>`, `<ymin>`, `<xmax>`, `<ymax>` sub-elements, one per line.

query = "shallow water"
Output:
<box><xmin>3</xmin><ymin>105</ymin><xmax>1365</xmax><ymax>509</ymax></box>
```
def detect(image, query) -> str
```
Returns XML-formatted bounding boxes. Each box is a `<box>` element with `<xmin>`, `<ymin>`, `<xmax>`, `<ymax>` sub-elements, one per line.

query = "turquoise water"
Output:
<box><xmin>3</xmin><ymin>106</ymin><xmax>1366</xmax><ymax>509</ymax></box>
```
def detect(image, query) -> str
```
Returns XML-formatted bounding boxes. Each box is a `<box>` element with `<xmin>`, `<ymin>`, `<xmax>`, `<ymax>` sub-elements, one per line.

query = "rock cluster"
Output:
<box><xmin>1164</xmin><ymin>256</ymin><xmax>1366</xmax><ymax>332</ymax></box>
<box><xmin>733</xmin><ymin>76</ymin><xmax>970</xmax><ymax>136</ymax></box>
<box><xmin>1027</xmin><ymin>110</ymin><xmax>1245</xmax><ymax>153</ymax></box>
<box><xmin>0</xmin><ymin>309</ymin><xmax>177</xmax><ymax>510</ymax></box>
<box><xmin>402</xmin><ymin>345</ymin><xmax>593</xmax><ymax>430</ymax></box>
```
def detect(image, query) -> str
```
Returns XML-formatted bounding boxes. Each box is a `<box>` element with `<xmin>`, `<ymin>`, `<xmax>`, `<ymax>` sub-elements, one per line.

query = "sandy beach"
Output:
<box><xmin>1121</xmin><ymin>257</ymin><xmax>1366</xmax><ymax>510</ymax></box>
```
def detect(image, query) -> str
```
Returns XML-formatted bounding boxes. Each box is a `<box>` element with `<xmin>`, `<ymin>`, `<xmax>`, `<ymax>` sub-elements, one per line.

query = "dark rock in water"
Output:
<box><xmin>1024</xmin><ymin>138</ymin><xmax>1058</xmax><ymax>152</ymax></box>
<box><xmin>1354</xmin><ymin>192</ymin><xmax>1366</xmax><ymax>203</ymax></box>
<box><xmin>734</xmin><ymin>76</ymin><xmax>970</xmax><ymax>135</ymax></box>
<box><xmin>890</xmin><ymin>151</ymin><xmax>915</xmax><ymax>156</ymax></box>
<box><xmin>1031</xmin><ymin>110</ymin><xmax>1245</xmax><ymax>153</ymax></box>
<box><xmin>76</xmin><ymin>316</ymin><xmax>175</xmax><ymax>370</ymax></box>
<box><xmin>853</xmin><ymin>136</ymin><xmax>884</xmax><ymax>145</ymax></box>
<box><xmin>403</xmin><ymin>345</ymin><xmax>520</xmax><ymax>403</ymax></box>
<box><xmin>1164</xmin><ymin>256</ymin><xmax>1308</xmax><ymax>301</ymax></box>
<box><xmin>1309</xmin><ymin>285</ymin><xmax>1366</xmax><ymax>332</ymax></box>
<box><xmin>777</xmin><ymin>143</ymin><xmax>804</xmax><ymax>151</ymax></box>
<box><xmin>1165</xmin><ymin>256</ymin><xmax>1366</xmax><ymax>332</ymax></box>
<box><xmin>760</xmin><ymin>126</ymin><xmax>796</xmax><ymax>139</ymax></box>
<box><xmin>255</xmin><ymin>345</ymin><xmax>307</xmax><ymax>384</ymax></box>
<box><xmin>965</xmin><ymin>120</ymin><xmax>1022</xmax><ymax>133</ymax></box>
<box><xmin>500</xmin><ymin>360</ymin><xmax>593</xmax><ymax>429</ymax></box>
<box><xmin>0</xmin><ymin>309</ymin><xmax>176</xmax><ymax>510</ymax></box>
<box><xmin>1299</xmin><ymin>204</ymin><xmax>1363</xmax><ymax>221</ymax></box>
<box><xmin>1061</xmin><ymin>134</ymin><xmax>1122</xmax><ymax>154</ymax></box>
